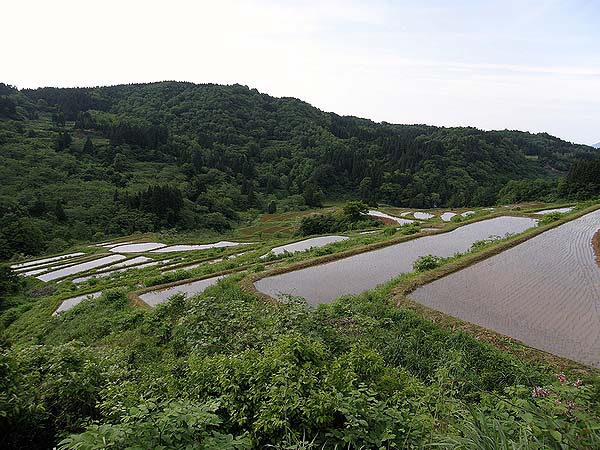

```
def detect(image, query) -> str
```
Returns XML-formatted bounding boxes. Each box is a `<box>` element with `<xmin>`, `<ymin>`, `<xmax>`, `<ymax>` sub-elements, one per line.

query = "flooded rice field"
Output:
<box><xmin>94</xmin><ymin>240</ymin><xmax>137</xmax><ymax>248</ymax></box>
<box><xmin>20</xmin><ymin>267</ymin><xmax>49</xmax><ymax>277</ymax></box>
<box><xmin>139</xmin><ymin>275</ymin><xmax>226</xmax><ymax>307</ymax></box>
<box><xmin>411</xmin><ymin>209</ymin><xmax>600</xmax><ymax>367</ymax></box>
<box><xmin>255</xmin><ymin>216</ymin><xmax>537</xmax><ymax>305</ymax></box>
<box><xmin>413</xmin><ymin>212</ymin><xmax>435</xmax><ymax>220</ymax></box>
<box><xmin>263</xmin><ymin>235</ymin><xmax>349</xmax><ymax>257</ymax></box>
<box><xmin>150</xmin><ymin>241</ymin><xmax>248</xmax><ymax>253</ymax></box>
<box><xmin>104</xmin><ymin>256</ymin><xmax>153</xmax><ymax>269</ymax></box>
<box><xmin>19</xmin><ymin>257</ymin><xmax>97</xmax><ymax>277</ymax></box>
<box><xmin>11</xmin><ymin>252</ymin><xmax>86</xmax><ymax>269</ymax></box>
<box><xmin>163</xmin><ymin>258</ymin><xmax>223</xmax><ymax>274</ymax></box>
<box><xmin>534</xmin><ymin>207</ymin><xmax>574</xmax><ymax>215</ymax></box>
<box><xmin>71</xmin><ymin>260</ymin><xmax>164</xmax><ymax>284</ymax></box>
<box><xmin>368</xmin><ymin>210</ymin><xmax>414</xmax><ymax>225</ymax></box>
<box><xmin>109</xmin><ymin>243</ymin><xmax>166</xmax><ymax>253</ymax></box>
<box><xmin>53</xmin><ymin>292</ymin><xmax>102</xmax><ymax>315</ymax></box>
<box><xmin>37</xmin><ymin>255</ymin><xmax>126</xmax><ymax>282</ymax></box>
<box><xmin>440</xmin><ymin>212</ymin><xmax>457</xmax><ymax>222</ymax></box>
<box><xmin>107</xmin><ymin>241</ymin><xmax>249</xmax><ymax>254</ymax></box>
<box><xmin>162</xmin><ymin>253</ymin><xmax>245</xmax><ymax>274</ymax></box>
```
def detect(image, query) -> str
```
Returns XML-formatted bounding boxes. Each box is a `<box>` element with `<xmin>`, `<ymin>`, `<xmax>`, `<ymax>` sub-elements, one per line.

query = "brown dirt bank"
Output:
<box><xmin>593</xmin><ymin>228</ymin><xmax>600</xmax><ymax>269</ymax></box>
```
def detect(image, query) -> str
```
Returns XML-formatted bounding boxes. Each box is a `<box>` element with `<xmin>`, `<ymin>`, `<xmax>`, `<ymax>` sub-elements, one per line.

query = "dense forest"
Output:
<box><xmin>1</xmin><ymin>81</ymin><xmax>598</xmax><ymax>260</ymax></box>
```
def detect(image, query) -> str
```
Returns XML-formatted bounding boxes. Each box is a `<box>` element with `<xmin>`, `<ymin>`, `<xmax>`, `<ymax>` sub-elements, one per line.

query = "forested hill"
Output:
<box><xmin>0</xmin><ymin>81</ymin><xmax>597</xmax><ymax>259</ymax></box>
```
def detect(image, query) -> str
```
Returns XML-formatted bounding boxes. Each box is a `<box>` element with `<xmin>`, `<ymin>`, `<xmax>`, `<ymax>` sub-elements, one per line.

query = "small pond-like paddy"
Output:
<box><xmin>255</xmin><ymin>216</ymin><xmax>537</xmax><ymax>305</ymax></box>
<box><xmin>139</xmin><ymin>275</ymin><xmax>226</xmax><ymax>307</ymax></box>
<box><xmin>368</xmin><ymin>210</ymin><xmax>414</xmax><ymax>225</ymax></box>
<box><xmin>263</xmin><ymin>236</ymin><xmax>349</xmax><ymax>257</ymax></box>
<box><xmin>53</xmin><ymin>292</ymin><xmax>102</xmax><ymax>315</ymax></box>
<box><xmin>413</xmin><ymin>212</ymin><xmax>435</xmax><ymax>220</ymax></box>
<box><xmin>440</xmin><ymin>212</ymin><xmax>457</xmax><ymax>222</ymax></box>
<box><xmin>109</xmin><ymin>243</ymin><xmax>166</xmax><ymax>253</ymax></box>
<box><xmin>534</xmin><ymin>207</ymin><xmax>574</xmax><ymax>215</ymax></box>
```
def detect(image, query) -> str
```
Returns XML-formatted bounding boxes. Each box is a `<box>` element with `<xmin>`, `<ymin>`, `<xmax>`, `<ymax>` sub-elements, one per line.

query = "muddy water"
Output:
<box><xmin>411</xmin><ymin>209</ymin><xmax>600</xmax><ymax>367</ymax></box>
<box><xmin>139</xmin><ymin>275</ymin><xmax>226</xmax><ymax>307</ymax></box>
<box><xmin>255</xmin><ymin>216</ymin><xmax>537</xmax><ymax>305</ymax></box>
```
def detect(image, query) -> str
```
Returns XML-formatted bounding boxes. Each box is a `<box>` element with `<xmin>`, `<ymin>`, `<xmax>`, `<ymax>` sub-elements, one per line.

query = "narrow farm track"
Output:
<box><xmin>411</xmin><ymin>209</ymin><xmax>600</xmax><ymax>367</ymax></box>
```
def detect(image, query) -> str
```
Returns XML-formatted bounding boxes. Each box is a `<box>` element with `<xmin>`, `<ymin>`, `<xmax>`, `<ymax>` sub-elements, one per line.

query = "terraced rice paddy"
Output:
<box><xmin>71</xmin><ymin>260</ymin><xmax>165</xmax><ymax>284</ymax></box>
<box><xmin>262</xmin><ymin>235</ymin><xmax>349</xmax><ymax>257</ymax></box>
<box><xmin>440</xmin><ymin>212</ymin><xmax>457</xmax><ymax>222</ymax></box>
<box><xmin>37</xmin><ymin>255</ymin><xmax>127</xmax><ymax>282</ymax></box>
<box><xmin>534</xmin><ymin>207</ymin><xmax>574</xmax><ymax>215</ymax></box>
<box><xmin>109</xmin><ymin>243</ymin><xmax>166</xmax><ymax>253</ymax></box>
<box><xmin>150</xmin><ymin>241</ymin><xmax>248</xmax><ymax>253</ymax></box>
<box><xmin>162</xmin><ymin>253</ymin><xmax>245</xmax><ymax>274</ymax></box>
<box><xmin>15</xmin><ymin>255</ymin><xmax>93</xmax><ymax>274</ymax></box>
<box><xmin>413</xmin><ymin>212</ymin><xmax>435</xmax><ymax>220</ymax></box>
<box><xmin>94</xmin><ymin>241</ymin><xmax>137</xmax><ymax>248</ymax></box>
<box><xmin>10</xmin><ymin>252</ymin><xmax>86</xmax><ymax>269</ymax></box>
<box><xmin>20</xmin><ymin>267</ymin><xmax>49</xmax><ymax>277</ymax></box>
<box><xmin>255</xmin><ymin>216</ymin><xmax>537</xmax><ymax>305</ymax></box>
<box><xmin>105</xmin><ymin>256</ymin><xmax>153</xmax><ymax>268</ymax></box>
<box><xmin>411</xmin><ymin>209</ymin><xmax>600</xmax><ymax>367</ymax></box>
<box><xmin>139</xmin><ymin>275</ymin><xmax>226</xmax><ymax>307</ymax></box>
<box><xmin>368</xmin><ymin>210</ymin><xmax>413</xmax><ymax>225</ymax></box>
<box><xmin>53</xmin><ymin>292</ymin><xmax>102</xmax><ymax>315</ymax></box>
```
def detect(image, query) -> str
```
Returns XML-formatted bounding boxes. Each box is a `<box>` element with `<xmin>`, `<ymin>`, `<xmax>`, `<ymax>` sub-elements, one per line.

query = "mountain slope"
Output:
<box><xmin>0</xmin><ymin>81</ymin><xmax>597</xmax><ymax>259</ymax></box>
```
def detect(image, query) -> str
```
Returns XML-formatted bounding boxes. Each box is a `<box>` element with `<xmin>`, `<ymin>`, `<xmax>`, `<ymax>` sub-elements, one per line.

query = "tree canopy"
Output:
<box><xmin>0</xmin><ymin>81</ymin><xmax>597</xmax><ymax>259</ymax></box>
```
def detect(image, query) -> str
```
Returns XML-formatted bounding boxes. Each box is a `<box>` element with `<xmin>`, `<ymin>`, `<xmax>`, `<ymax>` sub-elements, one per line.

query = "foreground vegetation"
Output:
<box><xmin>0</xmin><ymin>203</ymin><xmax>599</xmax><ymax>448</ymax></box>
<box><xmin>2</xmin><ymin>278</ymin><xmax>599</xmax><ymax>449</ymax></box>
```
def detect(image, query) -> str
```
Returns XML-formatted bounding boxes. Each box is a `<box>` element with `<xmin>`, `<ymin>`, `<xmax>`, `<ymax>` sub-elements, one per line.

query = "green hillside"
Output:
<box><xmin>0</xmin><ymin>81</ymin><xmax>598</xmax><ymax>260</ymax></box>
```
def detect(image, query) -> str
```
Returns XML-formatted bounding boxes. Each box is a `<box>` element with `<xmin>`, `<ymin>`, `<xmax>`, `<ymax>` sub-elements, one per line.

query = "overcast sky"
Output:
<box><xmin>3</xmin><ymin>0</ymin><xmax>599</xmax><ymax>144</ymax></box>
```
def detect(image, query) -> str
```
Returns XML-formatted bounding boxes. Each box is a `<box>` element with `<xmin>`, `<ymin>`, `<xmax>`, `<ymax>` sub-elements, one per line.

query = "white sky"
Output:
<box><xmin>2</xmin><ymin>0</ymin><xmax>599</xmax><ymax>144</ymax></box>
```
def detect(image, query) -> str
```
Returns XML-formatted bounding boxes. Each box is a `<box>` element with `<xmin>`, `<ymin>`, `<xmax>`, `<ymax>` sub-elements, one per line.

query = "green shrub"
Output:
<box><xmin>413</xmin><ymin>254</ymin><xmax>443</xmax><ymax>271</ymax></box>
<box><xmin>537</xmin><ymin>212</ymin><xmax>564</xmax><ymax>226</ymax></box>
